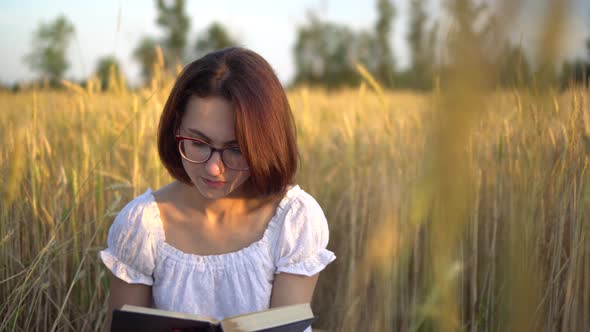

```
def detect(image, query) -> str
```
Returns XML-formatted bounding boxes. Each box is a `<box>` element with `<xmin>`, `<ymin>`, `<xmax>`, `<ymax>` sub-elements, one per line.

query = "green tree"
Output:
<box><xmin>497</xmin><ymin>43</ymin><xmax>532</xmax><ymax>88</ymax></box>
<box><xmin>133</xmin><ymin>37</ymin><xmax>159</xmax><ymax>83</ymax></box>
<box><xmin>24</xmin><ymin>15</ymin><xmax>75</xmax><ymax>83</ymax></box>
<box><xmin>374</xmin><ymin>0</ymin><xmax>396</xmax><ymax>87</ymax></box>
<box><xmin>560</xmin><ymin>60</ymin><xmax>589</xmax><ymax>87</ymax></box>
<box><xmin>293</xmin><ymin>13</ymin><xmax>375</xmax><ymax>88</ymax></box>
<box><xmin>194</xmin><ymin>22</ymin><xmax>240</xmax><ymax>57</ymax></box>
<box><xmin>559</xmin><ymin>38</ymin><xmax>590</xmax><ymax>87</ymax></box>
<box><xmin>156</xmin><ymin>0</ymin><xmax>190</xmax><ymax>66</ymax></box>
<box><xmin>443</xmin><ymin>0</ymin><xmax>497</xmax><ymax>83</ymax></box>
<box><xmin>95</xmin><ymin>56</ymin><xmax>123</xmax><ymax>91</ymax></box>
<box><xmin>293</xmin><ymin>1</ymin><xmax>401</xmax><ymax>89</ymax></box>
<box><xmin>407</xmin><ymin>0</ymin><xmax>433</xmax><ymax>89</ymax></box>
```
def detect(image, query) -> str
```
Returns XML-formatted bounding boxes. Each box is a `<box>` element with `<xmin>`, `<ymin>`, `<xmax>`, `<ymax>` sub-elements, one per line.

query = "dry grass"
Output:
<box><xmin>1</xmin><ymin>74</ymin><xmax>589</xmax><ymax>331</ymax></box>
<box><xmin>5</xmin><ymin>0</ymin><xmax>589</xmax><ymax>329</ymax></box>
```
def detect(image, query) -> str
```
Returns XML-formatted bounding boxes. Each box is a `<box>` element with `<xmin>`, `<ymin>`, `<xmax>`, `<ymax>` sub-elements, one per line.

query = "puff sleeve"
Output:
<box><xmin>274</xmin><ymin>191</ymin><xmax>336</xmax><ymax>276</ymax></box>
<box><xmin>98</xmin><ymin>192</ymin><xmax>161</xmax><ymax>285</ymax></box>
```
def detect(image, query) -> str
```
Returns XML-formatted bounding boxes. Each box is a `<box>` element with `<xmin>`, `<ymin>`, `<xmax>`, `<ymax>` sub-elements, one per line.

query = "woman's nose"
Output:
<box><xmin>205</xmin><ymin>151</ymin><xmax>224</xmax><ymax>176</ymax></box>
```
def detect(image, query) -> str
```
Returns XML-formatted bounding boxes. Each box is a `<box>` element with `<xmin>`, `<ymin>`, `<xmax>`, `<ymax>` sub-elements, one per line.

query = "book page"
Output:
<box><xmin>221</xmin><ymin>304</ymin><xmax>313</xmax><ymax>331</ymax></box>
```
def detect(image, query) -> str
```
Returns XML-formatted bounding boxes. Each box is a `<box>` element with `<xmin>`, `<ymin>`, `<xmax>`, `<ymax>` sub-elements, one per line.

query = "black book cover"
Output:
<box><xmin>111</xmin><ymin>309</ymin><xmax>217</xmax><ymax>332</ymax></box>
<box><xmin>111</xmin><ymin>306</ymin><xmax>316</xmax><ymax>332</ymax></box>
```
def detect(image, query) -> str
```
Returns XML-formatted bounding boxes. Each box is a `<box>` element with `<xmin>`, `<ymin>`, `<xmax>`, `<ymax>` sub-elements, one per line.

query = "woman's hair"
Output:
<box><xmin>157</xmin><ymin>47</ymin><xmax>298</xmax><ymax>196</ymax></box>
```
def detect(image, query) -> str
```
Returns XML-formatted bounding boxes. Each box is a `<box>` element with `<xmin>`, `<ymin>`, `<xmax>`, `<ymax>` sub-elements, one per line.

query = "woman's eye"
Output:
<box><xmin>228</xmin><ymin>147</ymin><xmax>242</xmax><ymax>154</ymax></box>
<box><xmin>190</xmin><ymin>141</ymin><xmax>209</xmax><ymax>149</ymax></box>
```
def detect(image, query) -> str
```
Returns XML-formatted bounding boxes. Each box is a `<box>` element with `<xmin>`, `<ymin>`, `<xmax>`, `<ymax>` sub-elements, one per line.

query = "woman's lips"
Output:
<box><xmin>202</xmin><ymin>177</ymin><xmax>226</xmax><ymax>188</ymax></box>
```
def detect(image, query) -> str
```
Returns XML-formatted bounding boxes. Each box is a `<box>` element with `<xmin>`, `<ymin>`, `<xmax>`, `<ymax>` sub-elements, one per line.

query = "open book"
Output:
<box><xmin>110</xmin><ymin>303</ymin><xmax>316</xmax><ymax>332</ymax></box>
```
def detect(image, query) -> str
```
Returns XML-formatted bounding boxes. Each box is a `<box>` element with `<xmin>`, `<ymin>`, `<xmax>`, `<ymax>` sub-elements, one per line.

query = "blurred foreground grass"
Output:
<box><xmin>1</xmin><ymin>81</ymin><xmax>589</xmax><ymax>331</ymax></box>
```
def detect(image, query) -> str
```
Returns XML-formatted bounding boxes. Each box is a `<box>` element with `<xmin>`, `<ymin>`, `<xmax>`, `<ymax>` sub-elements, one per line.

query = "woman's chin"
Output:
<box><xmin>194</xmin><ymin>185</ymin><xmax>228</xmax><ymax>200</ymax></box>
<box><xmin>188</xmin><ymin>175</ymin><xmax>251</xmax><ymax>201</ymax></box>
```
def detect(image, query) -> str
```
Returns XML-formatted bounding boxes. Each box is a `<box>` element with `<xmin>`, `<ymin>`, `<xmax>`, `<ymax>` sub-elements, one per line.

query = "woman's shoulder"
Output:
<box><xmin>110</xmin><ymin>187</ymin><xmax>161</xmax><ymax>237</ymax></box>
<box><xmin>271</xmin><ymin>185</ymin><xmax>336</xmax><ymax>275</ymax></box>
<box><xmin>119</xmin><ymin>188</ymin><xmax>156</xmax><ymax>215</ymax></box>
<box><xmin>101</xmin><ymin>188</ymin><xmax>161</xmax><ymax>284</ymax></box>
<box><xmin>279</xmin><ymin>185</ymin><xmax>326</xmax><ymax>221</ymax></box>
<box><xmin>268</xmin><ymin>184</ymin><xmax>328</xmax><ymax>243</ymax></box>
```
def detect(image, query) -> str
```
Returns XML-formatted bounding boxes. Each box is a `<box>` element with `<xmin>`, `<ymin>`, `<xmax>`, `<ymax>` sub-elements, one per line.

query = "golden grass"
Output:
<box><xmin>0</xmin><ymin>77</ymin><xmax>589</xmax><ymax>331</ymax></box>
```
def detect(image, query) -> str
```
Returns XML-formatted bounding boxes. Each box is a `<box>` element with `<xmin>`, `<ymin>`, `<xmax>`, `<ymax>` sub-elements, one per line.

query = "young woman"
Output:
<box><xmin>99</xmin><ymin>47</ymin><xmax>336</xmax><ymax>331</ymax></box>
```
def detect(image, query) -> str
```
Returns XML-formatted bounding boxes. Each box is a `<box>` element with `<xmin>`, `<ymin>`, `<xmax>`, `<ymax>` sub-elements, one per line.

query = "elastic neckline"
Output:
<box><xmin>143</xmin><ymin>185</ymin><xmax>301</xmax><ymax>265</ymax></box>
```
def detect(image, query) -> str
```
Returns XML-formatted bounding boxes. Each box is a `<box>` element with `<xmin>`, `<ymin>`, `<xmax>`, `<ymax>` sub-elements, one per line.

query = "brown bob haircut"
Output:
<box><xmin>157</xmin><ymin>47</ymin><xmax>299</xmax><ymax>197</ymax></box>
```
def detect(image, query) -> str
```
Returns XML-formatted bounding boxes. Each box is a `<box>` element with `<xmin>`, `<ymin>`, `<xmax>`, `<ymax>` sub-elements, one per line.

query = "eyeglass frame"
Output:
<box><xmin>175</xmin><ymin>135</ymin><xmax>249</xmax><ymax>171</ymax></box>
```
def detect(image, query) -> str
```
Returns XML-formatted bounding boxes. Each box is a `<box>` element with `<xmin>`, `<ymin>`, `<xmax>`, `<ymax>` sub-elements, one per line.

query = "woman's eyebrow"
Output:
<box><xmin>185</xmin><ymin>128</ymin><xmax>238</xmax><ymax>145</ymax></box>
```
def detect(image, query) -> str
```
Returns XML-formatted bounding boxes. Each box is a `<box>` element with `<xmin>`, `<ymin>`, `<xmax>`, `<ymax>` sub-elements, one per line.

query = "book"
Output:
<box><xmin>110</xmin><ymin>303</ymin><xmax>316</xmax><ymax>332</ymax></box>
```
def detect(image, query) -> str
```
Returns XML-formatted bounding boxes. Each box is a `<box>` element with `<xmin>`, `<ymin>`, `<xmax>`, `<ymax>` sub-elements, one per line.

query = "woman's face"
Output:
<box><xmin>178</xmin><ymin>95</ymin><xmax>251</xmax><ymax>200</ymax></box>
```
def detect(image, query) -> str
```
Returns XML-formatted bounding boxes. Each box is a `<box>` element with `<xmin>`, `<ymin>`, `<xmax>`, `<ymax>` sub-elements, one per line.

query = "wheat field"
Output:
<box><xmin>1</xmin><ymin>69</ymin><xmax>589</xmax><ymax>331</ymax></box>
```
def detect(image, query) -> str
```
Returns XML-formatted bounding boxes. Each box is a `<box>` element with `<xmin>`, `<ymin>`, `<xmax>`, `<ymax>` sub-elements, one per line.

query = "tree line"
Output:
<box><xmin>16</xmin><ymin>0</ymin><xmax>590</xmax><ymax>91</ymax></box>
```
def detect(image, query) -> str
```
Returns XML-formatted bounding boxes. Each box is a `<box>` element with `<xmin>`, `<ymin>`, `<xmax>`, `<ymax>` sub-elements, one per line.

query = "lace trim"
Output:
<box><xmin>99</xmin><ymin>249</ymin><xmax>154</xmax><ymax>285</ymax></box>
<box><xmin>276</xmin><ymin>248</ymin><xmax>336</xmax><ymax>276</ymax></box>
<box><xmin>145</xmin><ymin>185</ymin><xmax>302</xmax><ymax>265</ymax></box>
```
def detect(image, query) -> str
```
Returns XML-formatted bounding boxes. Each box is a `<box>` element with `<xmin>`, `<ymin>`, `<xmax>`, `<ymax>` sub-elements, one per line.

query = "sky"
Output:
<box><xmin>0</xmin><ymin>0</ymin><xmax>588</xmax><ymax>87</ymax></box>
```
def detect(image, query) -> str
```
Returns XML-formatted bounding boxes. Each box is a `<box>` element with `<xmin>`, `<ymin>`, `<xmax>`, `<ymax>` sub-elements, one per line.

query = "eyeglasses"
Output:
<box><xmin>175</xmin><ymin>135</ymin><xmax>249</xmax><ymax>171</ymax></box>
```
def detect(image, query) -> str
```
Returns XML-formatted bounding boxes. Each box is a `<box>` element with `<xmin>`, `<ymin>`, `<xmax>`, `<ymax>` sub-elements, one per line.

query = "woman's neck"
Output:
<box><xmin>176</xmin><ymin>181</ymin><xmax>265</xmax><ymax>224</ymax></box>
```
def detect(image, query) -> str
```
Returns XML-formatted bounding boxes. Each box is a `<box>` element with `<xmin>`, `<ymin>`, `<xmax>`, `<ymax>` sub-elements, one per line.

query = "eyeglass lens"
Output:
<box><xmin>179</xmin><ymin>140</ymin><xmax>248</xmax><ymax>170</ymax></box>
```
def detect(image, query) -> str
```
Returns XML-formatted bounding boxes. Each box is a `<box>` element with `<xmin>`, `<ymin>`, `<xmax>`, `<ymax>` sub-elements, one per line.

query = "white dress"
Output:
<box><xmin>99</xmin><ymin>184</ymin><xmax>336</xmax><ymax>330</ymax></box>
